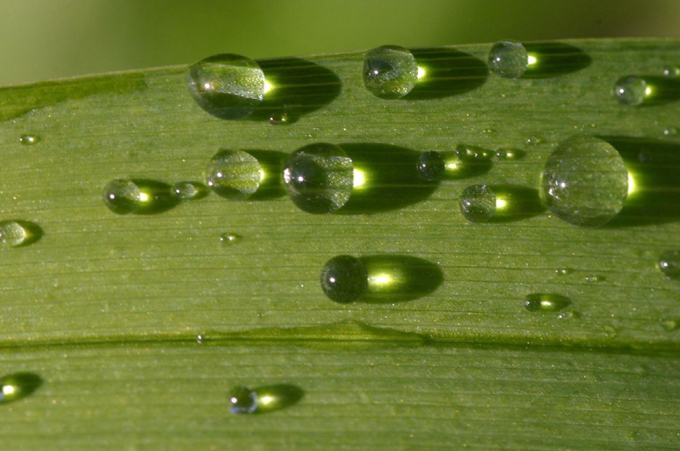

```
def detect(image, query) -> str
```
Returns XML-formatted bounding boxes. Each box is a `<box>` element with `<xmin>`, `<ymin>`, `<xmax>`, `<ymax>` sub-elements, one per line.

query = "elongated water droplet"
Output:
<box><xmin>220</xmin><ymin>233</ymin><xmax>241</xmax><ymax>245</ymax></box>
<box><xmin>585</xmin><ymin>275</ymin><xmax>605</xmax><ymax>283</ymax></box>
<box><xmin>663</xmin><ymin>66</ymin><xmax>680</xmax><ymax>78</ymax></box>
<box><xmin>416</xmin><ymin>151</ymin><xmax>445</xmax><ymax>181</ymax></box>
<box><xmin>0</xmin><ymin>221</ymin><xmax>30</xmax><ymax>247</ymax></box>
<box><xmin>658</xmin><ymin>250</ymin><xmax>679</xmax><ymax>279</ymax></box>
<box><xmin>283</xmin><ymin>143</ymin><xmax>353</xmax><ymax>214</ymax></box>
<box><xmin>455</xmin><ymin>144</ymin><xmax>494</xmax><ymax>161</ymax></box>
<box><xmin>363</xmin><ymin>45</ymin><xmax>418</xmax><ymax>99</ymax></box>
<box><xmin>172</xmin><ymin>181</ymin><xmax>203</xmax><ymax>200</ymax></box>
<box><xmin>488</xmin><ymin>41</ymin><xmax>528</xmax><ymax>79</ymax></box>
<box><xmin>0</xmin><ymin>372</ymin><xmax>42</xmax><ymax>404</ymax></box>
<box><xmin>19</xmin><ymin>134</ymin><xmax>39</xmax><ymax>145</ymax></box>
<box><xmin>321</xmin><ymin>255</ymin><xmax>368</xmax><ymax>303</ymax></box>
<box><xmin>495</xmin><ymin>149</ymin><xmax>526</xmax><ymax>160</ymax></box>
<box><xmin>541</xmin><ymin>136</ymin><xmax>628</xmax><ymax>227</ymax></box>
<box><xmin>205</xmin><ymin>149</ymin><xmax>262</xmax><ymax>200</ymax></box>
<box><xmin>268</xmin><ymin>109</ymin><xmax>290</xmax><ymax>125</ymax></box>
<box><xmin>229</xmin><ymin>386</ymin><xmax>258</xmax><ymax>414</ymax></box>
<box><xmin>524</xmin><ymin>293</ymin><xmax>571</xmax><ymax>312</ymax></box>
<box><xmin>660</xmin><ymin>318</ymin><xmax>679</xmax><ymax>332</ymax></box>
<box><xmin>187</xmin><ymin>54</ymin><xmax>265</xmax><ymax>119</ymax></box>
<box><xmin>614</xmin><ymin>76</ymin><xmax>648</xmax><ymax>106</ymax></box>
<box><xmin>459</xmin><ymin>185</ymin><xmax>496</xmax><ymax>223</ymax></box>
<box><xmin>103</xmin><ymin>179</ymin><xmax>142</xmax><ymax>214</ymax></box>
<box><xmin>557</xmin><ymin>311</ymin><xmax>581</xmax><ymax>320</ymax></box>
<box><xmin>555</xmin><ymin>268</ymin><xmax>573</xmax><ymax>276</ymax></box>
<box><xmin>526</xmin><ymin>135</ymin><xmax>544</xmax><ymax>146</ymax></box>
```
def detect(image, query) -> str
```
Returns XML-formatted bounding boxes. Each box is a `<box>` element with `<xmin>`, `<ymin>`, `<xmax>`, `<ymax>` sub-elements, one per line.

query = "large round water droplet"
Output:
<box><xmin>541</xmin><ymin>136</ymin><xmax>628</xmax><ymax>227</ymax></box>
<box><xmin>459</xmin><ymin>185</ymin><xmax>496</xmax><ymax>223</ymax></box>
<box><xmin>658</xmin><ymin>250</ymin><xmax>679</xmax><ymax>279</ymax></box>
<box><xmin>613</xmin><ymin>76</ymin><xmax>647</xmax><ymax>106</ymax></box>
<box><xmin>0</xmin><ymin>221</ymin><xmax>29</xmax><ymax>247</ymax></box>
<box><xmin>187</xmin><ymin>54</ymin><xmax>265</xmax><ymax>119</ymax></box>
<box><xmin>524</xmin><ymin>293</ymin><xmax>571</xmax><ymax>312</ymax></box>
<box><xmin>416</xmin><ymin>151</ymin><xmax>445</xmax><ymax>181</ymax></box>
<box><xmin>228</xmin><ymin>386</ymin><xmax>258</xmax><ymax>414</ymax></box>
<box><xmin>283</xmin><ymin>143</ymin><xmax>353</xmax><ymax>214</ymax></box>
<box><xmin>103</xmin><ymin>179</ymin><xmax>142</xmax><ymax>215</ymax></box>
<box><xmin>321</xmin><ymin>255</ymin><xmax>368</xmax><ymax>303</ymax></box>
<box><xmin>488</xmin><ymin>41</ymin><xmax>528</xmax><ymax>79</ymax></box>
<box><xmin>205</xmin><ymin>149</ymin><xmax>262</xmax><ymax>200</ymax></box>
<box><xmin>363</xmin><ymin>45</ymin><xmax>418</xmax><ymax>99</ymax></box>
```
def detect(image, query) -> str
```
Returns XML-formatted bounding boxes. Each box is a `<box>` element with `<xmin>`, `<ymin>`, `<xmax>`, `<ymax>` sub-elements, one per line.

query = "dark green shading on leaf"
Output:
<box><xmin>246</xmin><ymin>150</ymin><xmax>288</xmax><ymax>201</ymax></box>
<box><xmin>407</xmin><ymin>48</ymin><xmax>488</xmax><ymax>100</ymax></box>
<box><xmin>360</xmin><ymin>254</ymin><xmax>443</xmax><ymax>303</ymax></box>
<box><xmin>522</xmin><ymin>42</ymin><xmax>592</xmax><ymax>78</ymax></box>
<box><xmin>0</xmin><ymin>372</ymin><xmax>43</xmax><ymax>404</ymax></box>
<box><xmin>489</xmin><ymin>185</ymin><xmax>545</xmax><ymax>223</ymax></box>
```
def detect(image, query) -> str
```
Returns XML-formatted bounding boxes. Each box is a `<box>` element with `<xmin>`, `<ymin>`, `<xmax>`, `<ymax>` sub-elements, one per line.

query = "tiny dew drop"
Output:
<box><xmin>585</xmin><ymin>275</ymin><xmax>605</xmax><ymax>283</ymax></box>
<box><xmin>172</xmin><ymin>182</ymin><xmax>199</xmax><ymax>200</ymax></box>
<box><xmin>658</xmin><ymin>250</ymin><xmax>679</xmax><ymax>279</ymax></box>
<box><xmin>494</xmin><ymin>148</ymin><xmax>525</xmax><ymax>160</ymax></box>
<box><xmin>196</xmin><ymin>334</ymin><xmax>204</xmax><ymax>344</ymax></box>
<box><xmin>459</xmin><ymin>185</ymin><xmax>496</xmax><ymax>223</ymax></box>
<box><xmin>205</xmin><ymin>149</ymin><xmax>262</xmax><ymax>200</ymax></box>
<box><xmin>282</xmin><ymin>143</ymin><xmax>354</xmax><ymax>214</ymax></box>
<box><xmin>0</xmin><ymin>372</ymin><xmax>42</xmax><ymax>404</ymax></box>
<box><xmin>660</xmin><ymin>318</ymin><xmax>679</xmax><ymax>332</ymax></box>
<box><xmin>268</xmin><ymin>109</ymin><xmax>290</xmax><ymax>125</ymax></box>
<box><xmin>103</xmin><ymin>179</ymin><xmax>142</xmax><ymax>214</ymax></box>
<box><xmin>228</xmin><ymin>386</ymin><xmax>258</xmax><ymax>414</ymax></box>
<box><xmin>662</xmin><ymin>66</ymin><xmax>680</xmax><ymax>77</ymax></box>
<box><xmin>0</xmin><ymin>221</ymin><xmax>30</xmax><ymax>247</ymax></box>
<box><xmin>488</xmin><ymin>41</ymin><xmax>528</xmax><ymax>79</ymax></box>
<box><xmin>416</xmin><ymin>151</ymin><xmax>445</xmax><ymax>182</ymax></box>
<box><xmin>558</xmin><ymin>311</ymin><xmax>581</xmax><ymax>320</ymax></box>
<box><xmin>663</xmin><ymin>126</ymin><xmax>678</xmax><ymax>136</ymax></box>
<box><xmin>555</xmin><ymin>268</ymin><xmax>573</xmax><ymax>276</ymax></box>
<box><xmin>187</xmin><ymin>54</ymin><xmax>265</xmax><ymax>119</ymax></box>
<box><xmin>19</xmin><ymin>134</ymin><xmax>39</xmax><ymax>145</ymax></box>
<box><xmin>363</xmin><ymin>45</ymin><xmax>419</xmax><ymax>99</ymax></box>
<box><xmin>525</xmin><ymin>136</ymin><xmax>544</xmax><ymax>146</ymax></box>
<box><xmin>455</xmin><ymin>144</ymin><xmax>494</xmax><ymax>162</ymax></box>
<box><xmin>220</xmin><ymin>233</ymin><xmax>241</xmax><ymax>245</ymax></box>
<box><xmin>524</xmin><ymin>293</ymin><xmax>571</xmax><ymax>312</ymax></box>
<box><xmin>541</xmin><ymin>135</ymin><xmax>628</xmax><ymax>227</ymax></box>
<box><xmin>321</xmin><ymin>255</ymin><xmax>368</xmax><ymax>303</ymax></box>
<box><xmin>613</xmin><ymin>76</ymin><xmax>647</xmax><ymax>106</ymax></box>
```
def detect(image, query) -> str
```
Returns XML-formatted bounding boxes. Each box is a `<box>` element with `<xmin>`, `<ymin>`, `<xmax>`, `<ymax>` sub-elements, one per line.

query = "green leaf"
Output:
<box><xmin>0</xmin><ymin>39</ymin><xmax>678</xmax><ymax>449</ymax></box>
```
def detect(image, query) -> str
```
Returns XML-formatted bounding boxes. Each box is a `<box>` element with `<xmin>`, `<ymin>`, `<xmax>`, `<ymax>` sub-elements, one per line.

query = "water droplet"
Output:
<box><xmin>555</xmin><ymin>268</ymin><xmax>573</xmax><ymax>276</ymax></box>
<box><xmin>172</xmin><ymin>182</ymin><xmax>200</xmax><ymax>200</ymax></box>
<box><xmin>459</xmin><ymin>185</ymin><xmax>496</xmax><ymax>223</ymax></box>
<box><xmin>541</xmin><ymin>135</ymin><xmax>628</xmax><ymax>227</ymax></box>
<box><xmin>585</xmin><ymin>275</ymin><xmax>605</xmax><ymax>283</ymax></box>
<box><xmin>557</xmin><ymin>311</ymin><xmax>581</xmax><ymax>320</ymax></box>
<box><xmin>0</xmin><ymin>372</ymin><xmax>42</xmax><ymax>404</ymax></box>
<box><xmin>19</xmin><ymin>134</ymin><xmax>39</xmax><ymax>145</ymax></box>
<box><xmin>103</xmin><ymin>179</ymin><xmax>142</xmax><ymax>214</ymax></box>
<box><xmin>205</xmin><ymin>149</ymin><xmax>262</xmax><ymax>200</ymax></box>
<box><xmin>321</xmin><ymin>255</ymin><xmax>368</xmax><ymax>303</ymax></box>
<box><xmin>0</xmin><ymin>221</ymin><xmax>30</xmax><ymax>247</ymax></box>
<box><xmin>663</xmin><ymin>126</ymin><xmax>678</xmax><ymax>136</ymax></box>
<box><xmin>663</xmin><ymin>66</ymin><xmax>680</xmax><ymax>77</ymax></box>
<box><xmin>658</xmin><ymin>250</ymin><xmax>679</xmax><ymax>279</ymax></box>
<box><xmin>220</xmin><ymin>233</ymin><xmax>241</xmax><ymax>245</ymax></box>
<box><xmin>525</xmin><ymin>136</ymin><xmax>544</xmax><ymax>145</ymax></box>
<box><xmin>613</xmin><ymin>76</ymin><xmax>648</xmax><ymax>106</ymax></box>
<box><xmin>660</xmin><ymin>318</ymin><xmax>679</xmax><ymax>331</ymax></box>
<box><xmin>187</xmin><ymin>54</ymin><xmax>265</xmax><ymax>119</ymax></box>
<box><xmin>283</xmin><ymin>143</ymin><xmax>353</xmax><ymax>214</ymax></box>
<box><xmin>196</xmin><ymin>334</ymin><xmax>204</xmax><ymax>344</ymax></box>
<box><xmin>495</xmin><ymin>149</ymin><xmax>526</xmax><ymax>160</ymax></box>
<box><xmin>268</xmin><ymin>109</ymin><xmax>290</xmax><ymax>125</ymax></box>
<box><xmin>524</xmin><ymin>293</ymin><xmax>571</xmax><ymax>312</ymax></box>
<box><xmin>229</xmin><ymin>386</ymin><xmax>258</xmax><ymax>414</ymax></box>
<box><xmin>455</xmin><ymin>144</ymin><xmax>494</xmax><ymax>161</ymax></box>
<box><xmin>363</xmin><ymin>45</ymin><xmax>418</xmax><ymax>99</ymax></box>
<box><xmin>488</xmin><ymin>41</ymin><xmax>528</xmax><ymax>79</ymax></box>
<box><xmin>416</xmin><ymin>151</ymin><xmax>445</xmax><ymax>181</ymax></box>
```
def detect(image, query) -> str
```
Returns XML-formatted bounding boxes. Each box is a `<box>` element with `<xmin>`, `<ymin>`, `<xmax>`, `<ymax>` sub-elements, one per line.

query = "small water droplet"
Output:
<box><xmin>658</xmin><ymin>250</ymin><xmax>679</xmax><ymax>279</ymax></box>
<box><xmin>482</xmin><ymin>128</ymin><xmax>495</xmax><ymax>135</ymax></box>
<box><xmin>321</xmin><ymin>255</ymin><xmax>368</xmax><ymax>303</ymax></box>
<box><xmin>603</xmin><ymin>325</ymin><xmax>618</xmax><ymax>337</ymax></box>
<box><xmin>0</xmin><ymin>221</ymin><xmax>30</xmax><ymax>247</ymax></box>
<box><xmin>268</xmin><ymin>109</ymin><xmax>290</xmax><ymax>125</ymax></box>
<box><xmin>613</xmin><ymin>76</ymin><xmax>648</xmax><ymax>106</ymax></box>
<box><xmin>172</xmin><ymin>182</ymin><xmax>200</xmax><ymax>200</ymax></box>
<box><xmin>283</xmin><ymin>143</ymin><xmax>353</xmax><ymax>214</ymax></box>
<box><xmin>555</xmin><ymin>268</ymin><xmax>573</xmax><ymax>276</ymax></box>
<box><xmin>557</xmin><ymin>311</ymin><xmax>581</xmax><ymax>320</ymax></box>
<box><xmin>525</xmin><ymin>293</ymin><xmax>571</xmax><ymax>312</ymax></box>
<box><xmin>205</xmin><ymin>149</ymin><xmax>262</xmax><ymax>200</ymax></box>
<box><xmin>196</xmin><ymin>335</ymin><xmax>204</xmax><ymax>344</ymax></box>
<box><xmin>663</xmin><ymin>126</ymin><xmax>678</xmax><ymax>136</ymax></box>
<box><xmin>220</xmin><ymin>233</ymin><xmax>241</xmax><ymax>245</ymax></box>
<box><xmin>455</xmin><ymin>144</ymin><xmax>494</xmax><ymax>161</ymax></box>
<box><xmin>0</xmin><ymin>372</ymin><xmax>42</xmax><ymax>404</ymax></box>
<box><xmin>494</xmin><ymin>149</ymin><xmax>526</xmax><ymax>160</ymax></box>
<box><xmin>19</xmin><ymin>134</ymin><xmax>39</xmax><ymax>145</ymax></box>
<box><xmin>525</xmin><ymin>136</ymin><xmax>544</xmax><ymax>145</ymax></box>
<box><xmin>660</xmin><ymin>318</ymin><xmax>679</xmax><ymax>331</ymax></box>
<box><xmin>585</xmin><ymin>275</ymin><xmax>605</xmax><ymax>283</ymax></box>
<box><xmin>103</xmin><ymin>179</ymin><xmax>142</xmax><ymax>214</ymax></box>
<box><xmin>488</xmin><ymin>41</ymin><xmax>528</xmax><ymax>79</ymax></box>
<box><xmin>363</xmin><ymin>45</ymin><xmax>418</xmax><ymax>99</ymax></box>
<box><xmin>541</xmin><ymin>135</ymin><xmax>628</xmax><ymax>227</ymax></box>
<box><xmin>663</xmin><ymin>66</ymin><xmax>680</xmax><ymax>78</ymax></box>
<box><xmin>187</xmin><ymin>54</ymin><xmax>265</xmax><ymax>119</ymax></box>
<box><xmin>229</xmin><ymin>386</ymin><xmax>258</xmax><ymax>414</ymax></box>
<box><xmin>459</xmin><ymin>185</ymin><xmax>496</xmax><ymax>223</ymax></box>
<box><xmin>416</xmin><ymin>151</ymin><xmax>445</xmax><ymax>181</ymax></box>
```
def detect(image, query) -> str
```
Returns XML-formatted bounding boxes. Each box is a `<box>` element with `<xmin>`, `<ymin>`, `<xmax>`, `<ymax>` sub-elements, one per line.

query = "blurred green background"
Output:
<box><xmin>1</xmin><ymin>0</ymin><xmax>678</xmax><ymax>85</ymax></box>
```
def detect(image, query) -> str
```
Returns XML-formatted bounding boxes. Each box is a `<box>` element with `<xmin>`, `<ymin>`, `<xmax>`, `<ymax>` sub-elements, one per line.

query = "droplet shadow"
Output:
<box><xmin>132</xmin><ymin>179</ymin><xmax>180</xmax><ymax>215</ymax></box>
<box><xmin>244</xmin><ymin>150</ymin><xmax>288</xmax><ymax>200</ymax></box>
<box><xmin>406</xmin><ymin>47</ymin><xmax>488</xmax><ymax>100</ymax></box>
<box><xmin>598</xmin><ymin>136</ymin><xmax>680</xmax><ymax>227</ymax></box>
<box><xmin>441</xmin><ymin>150</ymin><xmax>493</xmax><ymax>180</ymax></box>
<box><xmin>489</xmin><ymin>185</ymin><xmax>545</xmax><ymax>223</ymax></box>
<box><xmin>522</xmin><ymin>42</ymin><xmax>592</xmax><ymax>79</ymax></box>
<box><xmin>621</xmin><ymin>76</ymin><xmax>680</xmax><ymax>106</ymax></box>
<box><xmin>0</xmin><ymin>372</ymin><xmax>43</xmax><ymax>404</ymax></box>
<box><xmin>339</xmin><ymin>143</ymin><xmax>439</xmax><ymax>214</ymax></box>
<box><xmin>359</xmin><ymin>255</ymin><xmax>443</xmax><ymax>304</ymax></box>
<box><xmin>249</xmin><ymin>58</ymin><xmax>342</xmax><ymax>124</ymax></box>
<box><xmin>253</xmin><ymin>383</ymin><xmax>304</xmax><ymax>414</ymax></box>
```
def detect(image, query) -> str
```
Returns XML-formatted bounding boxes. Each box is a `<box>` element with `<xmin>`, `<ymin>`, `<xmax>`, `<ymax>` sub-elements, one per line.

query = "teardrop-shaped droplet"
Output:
<box><xmin>658</xmin><ymin>250</ymin><xmax>679</xmax><ymax>279</ymax></box>
<box><xmin>0</xmin><ymin>221</ymin><xmax>30</xmax><ymax>247</ymax></box>
<box><xmin>282</xmin><ymin>143</ymin><xmax>353</xmax><ymax>214</ymax></box>
<box><xmin>613</xmin><ymin>76</ymin><xmax>648</xmax><ymax>106</ymax></box>
<box><xmin>187</xmin><ymin>54</ymin><xmax>265</xmax><ymax>119</ymax></box>
<box><xmin>524</xmin><ymin>293</ymin><xmax>571</xmax><ymax>312</ymax></box>
<box><xmin>363</xmin><ymin>45</ymin><xmax>419</xmax><ymax>99</ymax></box>
<box><xmin>488</xmin><ymin>41</ymin><xmax>528</xmax><ymax>79</ymax></box>
<box><xmin>541</xmin><ymin>136</ymin><xmax>628</xmax><ymax>227</ymax></box>
<box><xmin>19</xmin><ymin>134</ymin><xmax>39</xmax><ymax>145</ymax></box>
<box><xmin>220</xmin><ymin>233</ymin><xmax>241</xmax><ymax>245</ymax></box>
<box><xmin>205</xmin><ymin>149</ymin><xmax>262</xmax><ymax>200</ymax></box>
<box><xmin>321</xmin><ymin>255</ymin><xmax>368</xmax><ymax>303</ymax></box>
<box><xmin>416</xmin><ymin>151</ymin><xmax>445</xmax><ymax>181</ymax></box>
<box><xmin>228</xmin><ymin>385</ymin><xmax>258</xmax><ymax>414</ymax></box>
<box><xmin>172</xmin><ymin>181</ymin><xmax>200</xmax><ymax>200</ymax></box>
<box><xmin>103</xmin><ymin>179</ymin><xmax>143</xmax><ymax>214</ymax></box>
<box><xmin>459</xmin><ymin>185</ymin><xmax>496</xmax><ymax>223</ymax></box>
<box><xmin>0</xmin><ymin>372</ymin><xmax>42</xmax><ymax>404</ymax></box>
